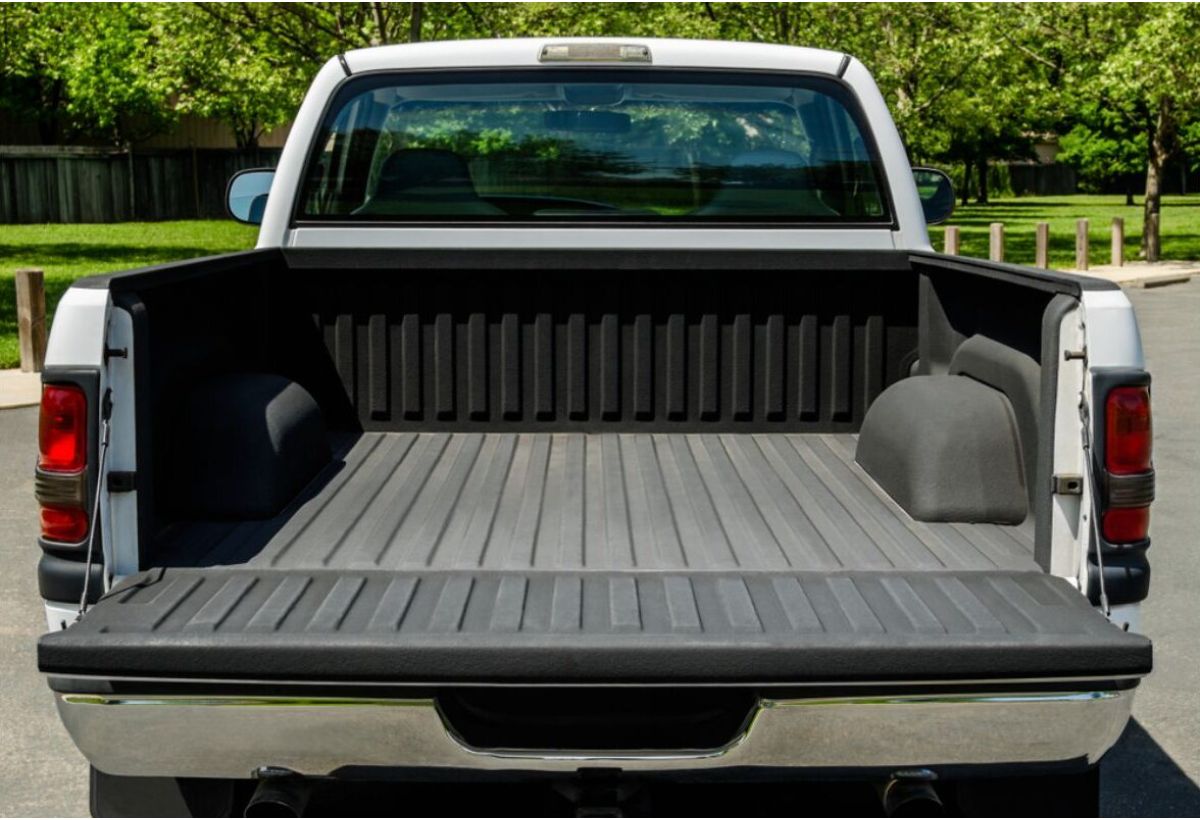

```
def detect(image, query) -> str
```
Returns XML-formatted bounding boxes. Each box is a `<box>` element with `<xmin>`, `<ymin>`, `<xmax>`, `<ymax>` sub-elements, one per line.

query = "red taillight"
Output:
<box><xmin>1103</xmin><ymin>506</ymin><xmax>1150</xmax><ymax>544</ymax></box>
<box><xmin>40</xmin><ymin>505</ymin><xmax>89</xmax><ymax>542</ymax></box>
<box><xmin>37</xmin><ymin>384</ymin><xmax>89</xmax><ymax>542</ymax></box>
<box><xmin>39</xmin><ymin>384</ymin><xmax>87</xmax><ymax>473</ymax></box>
<box><xmin>1103</xmin><ymin>385</ymin><xmax>1152</xmax><ymax>543</ymax></box>
<box><xmin>1105</xmin><ymin>386</ymin><xmax>1152</xmax><ymax>475</ymax></box>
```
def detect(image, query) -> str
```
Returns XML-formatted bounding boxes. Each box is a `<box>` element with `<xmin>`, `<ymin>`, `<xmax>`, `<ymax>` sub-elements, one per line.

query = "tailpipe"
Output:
<box><xmin>881</xmin><ymin>770</ymin><xmax>944</xmax><ymax>817</ymax></box>
<box><xmin>245</xmin><ymin>769</ymin><xmax>311</xmax><ymax>818</ymax></box>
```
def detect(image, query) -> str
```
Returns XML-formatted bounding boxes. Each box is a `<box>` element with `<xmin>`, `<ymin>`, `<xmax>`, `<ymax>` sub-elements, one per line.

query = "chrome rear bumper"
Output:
<box><xmin>58</xmin><ymin>688</ymin><xmax>1134</xmax><ymax>779</ymax></box>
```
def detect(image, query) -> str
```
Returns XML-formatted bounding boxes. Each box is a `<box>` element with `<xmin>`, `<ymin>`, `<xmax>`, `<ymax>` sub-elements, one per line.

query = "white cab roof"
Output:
<box><xmin>342</xmin><ymin>37</ymin><xmax>847</xmax><ymax>75</ymax></box>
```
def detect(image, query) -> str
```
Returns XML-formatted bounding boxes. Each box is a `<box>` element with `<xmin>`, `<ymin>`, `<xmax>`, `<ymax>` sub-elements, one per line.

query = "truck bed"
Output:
<box><xmin>40</xmin><ymin>252</ymin><xmax>1151</xmax><ymax>689</ymax></box>
<box><xmin>155</xmin><ymin>432</ymin><xmax>1038</xmax><ymax>574</ymax></box>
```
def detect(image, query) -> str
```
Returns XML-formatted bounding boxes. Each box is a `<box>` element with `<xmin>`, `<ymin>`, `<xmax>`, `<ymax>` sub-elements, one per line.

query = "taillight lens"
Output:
<box><xmin>1103</xmin><ymin>506</ymin><xmax>1151</xmax><ymax>544</ymax></box>
<box><xmin>39</xmin><ymin>385</ymin><xmax>87</xmax><ymax>473</ymax></box>
<box><xmin>1103</xmin><ymin>385</ymin><xmax>1152</xmax><ymax>544</ymax></box>
<box><xmin>37</xmin><ymin>384</ymin><xmax>89</xmax><ymax>543</ymax></box>
<box><xmin>41</xmin><ymin>505</ymin><xmax>89</xmax><ymax>542</ymax></box>
<box><xmin>1105</xmin><ymin>386</ymin><xmax>1152</xmax><ymax>474</ymax></box>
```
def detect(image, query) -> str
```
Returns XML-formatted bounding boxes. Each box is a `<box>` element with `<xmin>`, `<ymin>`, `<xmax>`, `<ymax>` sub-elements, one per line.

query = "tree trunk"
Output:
<box><xmin>1143</xmin><ymin>155</ymin><xmax>1162</xmax><ymax>262</ymax></box>
<box><xmin>35</xmin><ymin>77</ymin><xmax>66</xmax><ymax>144</ymax></box>
<box><xmin>235</xmin><ymin>119</ymin><xmax>260</xmax><ymax>151</ymax></box>
<box><xmin>1142</xmin><ymin>102</ymin><xmax>1172</xmax><ymax>262</ymax></box>
<box><xmin>975</xmin><ymin>156</ymin><xmax>989</xmax><ymax>204</ymax></box>
<box><xmin>1125</xmin><ymin>184</ymin><xmax>1134</xmax><ymax>207</ymax></box>
<box><xmin>36</xmin><ymin>79</ymin><xmax>58</xmax><ymax>144</ymax></box>
<box><xmin>370</xmin><ymin>2</ymin><xmax>387</xmax><ymax>45</ymax></box>
<box><xmin>961</xmin><ymin>163</ymin><xmax>972</xmax><ymax>207</ymax></box>
<box><xmin>409</xmin><ymin>2</ymin><xmax>423</xmax><ymax>43</ymax></box>
<box><xmin>37</xmin><ymin>114</ymin><xmax>55</xmax><ymax>145</ymax></box>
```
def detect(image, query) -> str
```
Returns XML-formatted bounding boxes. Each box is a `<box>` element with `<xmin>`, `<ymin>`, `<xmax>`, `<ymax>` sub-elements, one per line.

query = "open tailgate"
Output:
<box><xmin>40</xmin><ymin>567</ymin><xmax>1151</xmax><ymax>684</ymax></box>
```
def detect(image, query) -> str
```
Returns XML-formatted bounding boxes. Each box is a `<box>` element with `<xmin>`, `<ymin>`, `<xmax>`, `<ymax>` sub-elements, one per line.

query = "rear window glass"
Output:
<box><xmin>297</xmin><ymin>70</ymin><xmax>890</xmax><ymax>223</ymax></box>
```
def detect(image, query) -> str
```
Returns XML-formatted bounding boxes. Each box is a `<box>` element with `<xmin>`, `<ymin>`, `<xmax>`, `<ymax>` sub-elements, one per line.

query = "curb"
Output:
<box><xmin>0</xmin><ymin>369</ymin><xmax>41</xmax><ymax>410</ymax></box>
<box><xmin>1064</xmin><ymin>264</ymin><xmax>1199</xmax><ymax>290</ymax></box>
<box><xmin>1120</xmin><ymin>272</ymin><xmax>1195</xmax><ymax>289</ymax></box>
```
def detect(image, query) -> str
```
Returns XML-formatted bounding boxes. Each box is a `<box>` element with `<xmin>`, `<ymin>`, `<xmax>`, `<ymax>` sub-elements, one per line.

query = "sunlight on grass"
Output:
<box><xmin>929</xmin><ymin>194</ymin><xmax>1200</xmax><ymax>269</ymax></box>
<box><xmin>0</xmin><ymin>221</ymin><xmax>257</xmax><ymax>368</ymax></box>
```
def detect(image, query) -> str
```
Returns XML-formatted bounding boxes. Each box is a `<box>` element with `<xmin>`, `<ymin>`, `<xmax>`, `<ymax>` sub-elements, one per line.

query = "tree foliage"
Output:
<box><xmin>1057</xmin><ymin>108</ymin><xmax>1144</xmax><ymax>201</ymax></box>
<box><xmin>0</xmin><ymin>3</ymin><xmax>74</xmax><ymax>143</ymax></box>
<box><xmin>151</xmin><ymin>5</ymin><xmax>300</xmax><ymax>148</ymax></box>
<box><xmin>1</xmin><ymin>3</ymin><xmax>173</xmax><ymax>144</ymax></box>
<box><xmin>1096</xmin><ymin>4</ymin><xmax>1200</xmax><ymax>256</ymax></box>
<box><xmin>1021</xmin><ymin>3</ymin><xmax>1200</xmax><ymax>255</ymax></box>
<box><xmin>2</xmin><ymin>1</ymin><xmax>1199</xmax><ymax>248</ymax></box>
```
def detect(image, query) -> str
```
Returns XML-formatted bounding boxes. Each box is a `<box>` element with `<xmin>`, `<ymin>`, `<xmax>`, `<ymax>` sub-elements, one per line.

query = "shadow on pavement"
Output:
<box><xmin>1103</xmin><ymin>719</ymin><xmax>1200</xmax><ymax>816</ymax></box>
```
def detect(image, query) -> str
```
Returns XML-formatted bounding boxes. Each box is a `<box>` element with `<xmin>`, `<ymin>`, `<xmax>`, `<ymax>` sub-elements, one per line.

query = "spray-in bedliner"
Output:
<box><xmin>152</xmin><ymin>432</ymin><xmax>1038</xmax><ymax>574</ymax></box>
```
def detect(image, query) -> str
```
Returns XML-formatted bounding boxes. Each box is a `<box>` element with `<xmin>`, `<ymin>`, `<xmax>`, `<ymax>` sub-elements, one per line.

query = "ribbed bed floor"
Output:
<box><xmin>158</xmin><ymin>432</ymin><xmax>1037</xmax><ymax>574</ymax></box>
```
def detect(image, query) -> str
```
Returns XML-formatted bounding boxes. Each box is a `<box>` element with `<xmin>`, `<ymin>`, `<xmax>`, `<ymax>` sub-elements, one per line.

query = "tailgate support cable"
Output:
<box><xmin>77</xmin><ymin>390</ymin><xmax>113</xmax><ymax>621</ymax></box>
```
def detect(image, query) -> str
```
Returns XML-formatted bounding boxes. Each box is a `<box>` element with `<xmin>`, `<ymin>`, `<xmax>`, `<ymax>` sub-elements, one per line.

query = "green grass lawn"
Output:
<box><xmin>1</xmin><ymin>196</ymin><xmax>1198</xmax><ymax>369</ymax></box>
<box><xmin>929</xmin><ymin>194</ymin><xmax>1200</xmax><ymax>269</ymax></box>
<box><xmin>0</xmin><ymin>221</ymin><xmax>257</xmax><ymax>368</ymax></box>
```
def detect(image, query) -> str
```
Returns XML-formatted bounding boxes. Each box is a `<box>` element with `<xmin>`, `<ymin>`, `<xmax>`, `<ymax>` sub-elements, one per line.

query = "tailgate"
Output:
<box><xmin>39</xmin><ymin>567</ymin><xmax>1150</xmax><ymax>684</ymax></box>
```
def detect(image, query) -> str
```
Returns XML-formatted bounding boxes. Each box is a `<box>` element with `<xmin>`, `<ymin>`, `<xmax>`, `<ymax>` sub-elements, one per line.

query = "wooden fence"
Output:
<box><xmin>0</xmin><ymin>146</ymin><xmax>282</xmax><ymax>223</ymax></box>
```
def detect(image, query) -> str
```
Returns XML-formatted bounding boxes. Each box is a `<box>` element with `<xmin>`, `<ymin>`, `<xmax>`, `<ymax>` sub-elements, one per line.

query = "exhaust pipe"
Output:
<box><xmin>881</xmin><ymin>770</ymin><xmax>944</xmax><ymax>817</ymax></box>
<box><xmin>245</xmin><ymin>770</ymin><xmax>311</xmax><ymax>818</ymax></box>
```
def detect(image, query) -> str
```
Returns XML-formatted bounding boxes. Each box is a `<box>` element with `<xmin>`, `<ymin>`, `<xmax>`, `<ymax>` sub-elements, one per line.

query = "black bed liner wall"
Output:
<box><xmin>292</xmin><ymin>268</ymin><xmax>919</xmax><ymax>432</ymax></box>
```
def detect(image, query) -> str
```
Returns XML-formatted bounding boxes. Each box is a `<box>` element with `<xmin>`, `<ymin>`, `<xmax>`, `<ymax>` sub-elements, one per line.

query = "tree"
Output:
<box><xmin>155</xmin><ymin>3</ymin><xmax>472</xmax><ymax>147</ymax></box>
<box><xmin>0</xmin><ymin>3</ymin><xmax>71</xmax><ymax>143</ymax></box>
<box><xmin>60</xmin><ymin>4</ymin><xmax>175</xmax><ymax>145</ymax></box>
<box><xmin>690</xmin><ymin>3</ymin><xmax>1054</xmax><ymax>203</ymax></box>
<box><xmin>697</xmin><ymin>3</ymin><xmax>985</xmax><ymax>162</ymax></box>
<box><xmin>1019</xmin><ymin>3</ymin><xmax>1200</xmax><ymax>257</ymax></box>
<box><xmin>0</xmin><ymin>3</ymin><xmax>173</xmax><ymax>146</ymax></box>
<box><xmin>151</xmin><ymin>5</ymin><xmax>300</xmax><ymax>149</ymax></box>
<box><xmin>1097</xmin><ymin>4</ymin><xmax>1200</xmax><ymax>259</ymax></box>
<box><xmin>1056</xmin><ymin>105</ymin><xmax>1144</xmax><ymax>204</ymax></box>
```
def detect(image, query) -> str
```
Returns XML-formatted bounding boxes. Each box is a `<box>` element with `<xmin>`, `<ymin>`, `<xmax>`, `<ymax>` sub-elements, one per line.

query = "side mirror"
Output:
<box><xmin>226</xmin><ymin>169</ymin><xmax>275</xmax><ymax>225</ymax></box>
<box><xmin>912</xmin><ymin>167</ymin><xmax>955</xmax><ymax>225</ymax></box>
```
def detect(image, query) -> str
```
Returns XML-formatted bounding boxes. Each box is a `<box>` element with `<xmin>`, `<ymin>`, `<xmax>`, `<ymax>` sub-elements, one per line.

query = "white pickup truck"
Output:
<box><xmin>35</xmin><ymin>38</ymin><xmax>1153</xmax><ymax>817</ymax></box>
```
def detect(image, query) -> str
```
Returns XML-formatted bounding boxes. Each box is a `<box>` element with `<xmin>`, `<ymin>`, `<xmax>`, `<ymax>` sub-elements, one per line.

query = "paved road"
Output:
<box><xmin>1100</xmin><ymin>280</ymin><xmax>1200</xmax><ymax>815</ymax></box>
<box><xmin>0</xmin><ymin>405</ymin><xmax>89</xmax><ymax>816</ymax></box>
<box><xmin>1</xmin><ymin>282</ymin><xmax>1198</xmax><ymax>817</ymax></box>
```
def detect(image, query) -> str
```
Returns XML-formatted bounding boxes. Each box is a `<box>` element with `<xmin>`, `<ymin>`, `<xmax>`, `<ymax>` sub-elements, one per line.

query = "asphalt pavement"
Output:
<box><xmin>1</xmin><ymin>282</ymin><xmax>1198</xmax><ymax>817</ymax></box>
<box><xmin>1099</xmin><ymin>279</ymin><xmax>1200</xmax><ymax>815</ymax></box>
<box><xmin>0</xmin><ymin>404</ymin><xmax>89</xmax><ymax>816</ymax></box>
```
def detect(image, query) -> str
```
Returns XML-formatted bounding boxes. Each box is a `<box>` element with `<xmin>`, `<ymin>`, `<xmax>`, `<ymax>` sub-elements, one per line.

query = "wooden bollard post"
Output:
<box><xmin>1147</xmin><ymin>212</ymin><xmax>1160</xmax><ymax>263</ymax></box>
<box><xmin>1035</xmin><ymin>222</ymin><xmax>1050</xmax><ymax>269</ymax></box>
<box><xmin>14</xmin><ymin>267</ymin><xmax>47</xmax><ymax>373</ymax></box>
<box><xmin>1075</xmin><ymin>219</ymin><xmax>1089</xmax><ymax>271</ymax></box>
<box><xmin>989</xmin><ymin>223</ymin><xmax>1004</xmax><ymax>262</ymax></box>
<box><xmin>1111</xmin><ymin>217</ymin><xmax>1124</xmax><ymax>267</ymax></box>
<box><xmin>944</xmin><ymin>225</ymin><xmax>960</xmax><ymax>256</ymax></box>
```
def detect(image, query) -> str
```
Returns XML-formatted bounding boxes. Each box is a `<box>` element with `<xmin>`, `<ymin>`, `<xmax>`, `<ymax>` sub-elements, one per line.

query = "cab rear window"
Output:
<box><xmin>297</xmin><ymin>70</ymin><xmax>890</xmax><ymax>223</ymax></box>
